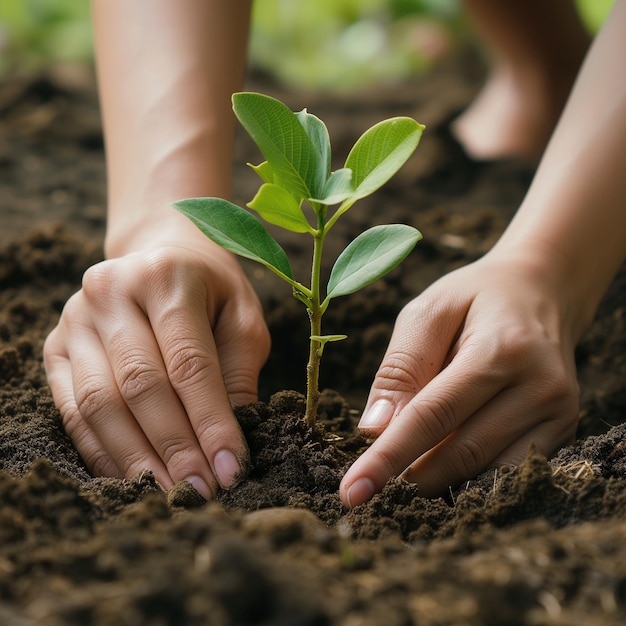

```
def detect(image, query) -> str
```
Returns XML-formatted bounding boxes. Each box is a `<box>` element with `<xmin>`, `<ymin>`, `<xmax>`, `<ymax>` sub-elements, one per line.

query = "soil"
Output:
<box><xmin>1</xmin><ymin>53</ymin><xmax>626</xmax><ymax>626</ymax></box>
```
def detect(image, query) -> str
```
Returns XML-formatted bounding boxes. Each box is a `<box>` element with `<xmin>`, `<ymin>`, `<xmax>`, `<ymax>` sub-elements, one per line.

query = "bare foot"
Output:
<box><xmin>451</xmin><ymin>65</ymin><xmax>574</xmax><ymax>164</ymax></box>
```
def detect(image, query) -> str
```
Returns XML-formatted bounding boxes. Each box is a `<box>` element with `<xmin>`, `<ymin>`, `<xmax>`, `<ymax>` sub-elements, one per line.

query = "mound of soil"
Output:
<box><xmin>1</xmin><ymin>55</ymin><xmax>626</xmax><ymax>625</ymax></box>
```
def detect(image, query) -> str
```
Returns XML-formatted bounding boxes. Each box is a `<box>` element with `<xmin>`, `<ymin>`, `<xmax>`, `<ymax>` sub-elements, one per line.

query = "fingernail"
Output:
<box><xmin>358</xmin><ymin>399</ymin><xmax>394</xmax><ymax>431</ymax></box>
<box><xmin>185</xmin><ymin>475</ymin><xmax>213</xmax><ymax>501</ymax></box>
<box><xmin>214</xmin><ymin>449</ymin><xmax>241</xmax><ymax>490</ymax></box>
<box><xmin>346</xmin><ymin>477</ymin><xmax>375</xmax><ymax>508</ymax></box>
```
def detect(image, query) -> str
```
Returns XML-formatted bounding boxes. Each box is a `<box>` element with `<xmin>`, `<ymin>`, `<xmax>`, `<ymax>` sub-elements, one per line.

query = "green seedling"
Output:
<box><xmin>173</xmin><ymin>92</ymin><xmax>424</xmax><ymax>426</ymax></box>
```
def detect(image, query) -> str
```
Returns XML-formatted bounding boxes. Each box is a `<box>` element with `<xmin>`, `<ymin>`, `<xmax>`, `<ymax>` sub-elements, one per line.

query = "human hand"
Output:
<box><xmin>44</xmin><ymin>240</ymin><xmax>269</xmax><ymax>500</ymax></box>
<box><xmin>340</xmin><ymin>249</ymin><xmax>581</xmax><ymax>507</ymax></box>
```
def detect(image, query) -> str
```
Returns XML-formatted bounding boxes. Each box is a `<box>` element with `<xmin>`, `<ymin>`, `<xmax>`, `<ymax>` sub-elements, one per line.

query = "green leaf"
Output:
<box><xmin>326</xmin><ymin>224</ymin><xmax>422</xmax><ymax>300</ymax></box>
<box><xmin>247</xmin><ymin>183</ymin><xmax>311</xmax><ymax>233</ymax></box>
<box><xmin>232</xmin><ymin>92</ymin><xmax>324</xmax><ymax>201</ymax></box>
<box><xmin>296</xmin><ymin>108</ymin><xmax>331</xmax><ymax>182</ymax></box>
<box><xmin>310</xmin><ymin>334</ymin><xmax>348</xmax><ymax>357</ymax></box>
<box><xmin>311</xmin><ymin>168</ymin><xmax>353</xmax><ymax>205</ymax></box>
<box><xmin>310</xmin><ymin>334</ymin><xmax>348</xmax><ymax>343</ymax></box>
<box><xmin>344</xmin><ymin>117</ymin><xmax>424</xmax><ymax>203</ymax></box>
<box><xmin>248</xmin><ymin>161</ymin><xmax>275</xmax><ymax>184</ymax></box>
<box><xmin>173</xmin><ymin>197</ymin><xmax>294</xmax><ymax>281</ymax></box>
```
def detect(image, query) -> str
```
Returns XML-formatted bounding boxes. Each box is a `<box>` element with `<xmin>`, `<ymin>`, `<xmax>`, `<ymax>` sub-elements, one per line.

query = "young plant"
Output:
<box><xmin>173</xmin><ymin>93</ymin><xmax>424</xmax><ymax>426</ymax></box>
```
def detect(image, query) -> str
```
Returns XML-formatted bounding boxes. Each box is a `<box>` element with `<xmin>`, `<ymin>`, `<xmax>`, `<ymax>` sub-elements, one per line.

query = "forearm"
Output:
<box><xmin>494</xmin><ymin>0</ymin><xmax>626</xmax><ymax>340</ymax></box>
<box><xmin>91</xmin><ymin>0</ymin><xmax>252</xmax><ymax>257</ymax></box>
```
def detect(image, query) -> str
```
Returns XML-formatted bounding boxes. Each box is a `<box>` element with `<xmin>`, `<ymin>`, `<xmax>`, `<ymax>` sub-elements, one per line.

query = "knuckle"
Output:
<box><xmin>74</xmin><ymin>377</ymin><xmax>110</xmax><ymax>423</ymax></box>
<box><xmin>166</xmin><ymin>345</ymin><xmax>214</xmax><ymax>389</ymax></box>
<box><xmin>143</xmin><ymin>249</ymin><xmax>178</xmax><ymax>279</ymax></box>
<box><xmin>375</xmin><ymin>350</ymin><xmax>424</xmax><ymax>394</ymax></box>
<box><xmin>116</xmin><ymin>355</ymin><xmax>164</xmax><ymax>403</ymax></box>
<box><xmin>141</xmin><ymin>250</ymin><xmax>193</xmax><ymax>301</ymax></box>
<box><xmin>86</xmin><ymin>449</ymin><xmax>119</xmax><ymax>478</ymax></box>
<box><xmin>81</xmin><ymin>261</ymin><xmax>117</xmax><ymax>303</ymax></box>
<box><xmin>112</xmin><ymin>443</ymin><xmax>162</xmax><ymax>481</ymax></box>
<box><xmin>159</xmin><ymin>436</ymin><xmax>196</xmax><ymax>470</ymax></box>
<box><xmin>223</xmin><ymin>368</ymin><xmax>259</xmax><ymax>402</ymax></box>
<box><xmin>194</xmin><ymin>418</ymin><xmax>237</xmax><ymax>450</ymax></box>
<box><xmin>368</xmin><ymin>440</ymin><xmax>416</xmax><ymax>479</ymax></box>
<box><xmin>58</xmin><ymin>401</ymin><xmax>83</xmax><ymax>435</ymax></box>
<box><xmin>547</xmin><ymin>364</ymin><xmax>579</xmax><ymax>402</ymax></box>
<box><xmin>416</xmin><ymin>396</ymin><xmax>459</xmax><ymax>443</ymax></box>
<box><xmin>122</xmin><ymin>454</ymin><xmax>155</xmax><ymax>481</ymax></box>
<box><xmin>448</xmin><ymin>437</ymin><xmax>487</xmax><ymax>478</ymax></box>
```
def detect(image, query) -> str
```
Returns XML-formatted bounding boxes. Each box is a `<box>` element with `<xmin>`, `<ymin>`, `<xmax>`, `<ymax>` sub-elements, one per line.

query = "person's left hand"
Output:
<box><xmin>339</xmin><ymin>250</ymin><xmax>581</xmax><ymax>507</ymax></box>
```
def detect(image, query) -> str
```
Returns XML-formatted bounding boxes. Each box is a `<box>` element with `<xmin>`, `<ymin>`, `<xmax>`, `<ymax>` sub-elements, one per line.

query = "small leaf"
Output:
<box><xmin>296</xmin><ymin>108</ymin><xmax>331</xmax><ymax>183</ymax></box>
<box><xmin>326</xmin><ymin>224</ymin><xmax>422</xmax><ymax>299</ymax></box>
<box><xmin>310</xmin><ymin>334</ymin><xmax>348</xmax><ymax>343</ymax></box>
<box><xmin>173</xmin><ymin>197</ymin><xmax>294</xmax><ymax>281</ymax></box>
<box><xmin>232</xmin><ymin>92</ymin><xmax>324</xmax><ymax>201</ymax></box>
<box><xmin>248</xmin><ymin>161</ymin><xmax>275</xmax><ymax>184</ymax></box>
<box><xmin>311</xmin><ymin>168</ymin><xmax>353</xmax><ymax>206</ymax></box>
<box><xmin>310</xmin><ymin>334</ymin><xmax>348</xmax><ymax>356</ymax></box>
<box><xmin>344</xmin><ymin>117</ymin><xmax>424</xmax><ymax>202</ymax></box>
<box><xmin>248</xmin><ymin>183</ymin><xmax>311</xmax><ymax>233</ymax></box>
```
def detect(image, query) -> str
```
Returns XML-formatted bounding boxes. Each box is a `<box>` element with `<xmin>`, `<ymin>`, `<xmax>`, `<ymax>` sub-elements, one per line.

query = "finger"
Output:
<box><xmin>357</xmin><ymin>293</ymin><xmax>470</xmax><ymax>438</ymax></box>
<box><xmin>85</xmin><ymin>290</ymin><xmax>219</xmax><ymax>499</ymax></box>
<box><xmin>44</xmin><ymin>330</ymin><xmax>123</xmax><ymax>478</ymax></box>
<box><xmin>341</xmin><ymin>342</ymin><xmax>507</xmax><ymax>507</ymax></box>
<box><xmin>137</xmin><ymin>260</ymin><xmax>251</xmax><ymax>491</ymax></box>
<box><xmin>401</xmin><ymin>388</ymin><xmax>578</xmax><ymax>496</ymax></box>
<box><xmin>490</xmin><ymin>418</ymin><xmax>578</xmax><ymax>468</ymax></box>
<box><xmin>213</xmin><ymin>295</ymin><xmax>270</xmax><ymax>407</ymax></box>
<box><xmin>58</xmin><ymin>308</ymin><xmax>173</xmax><ymax>488</ymax></box>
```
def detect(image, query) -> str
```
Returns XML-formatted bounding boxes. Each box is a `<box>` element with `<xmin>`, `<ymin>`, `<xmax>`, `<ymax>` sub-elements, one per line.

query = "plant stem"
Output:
<box><xmin>305</xmin><ymin>223</ymin><xmax>325</xmax><ymax>427</ymax></box>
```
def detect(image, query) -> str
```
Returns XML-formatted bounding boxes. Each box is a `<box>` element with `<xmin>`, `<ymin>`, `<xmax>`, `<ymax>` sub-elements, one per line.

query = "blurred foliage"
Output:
<box><xmin>249</xmin><ymin>0</ymin><xmax>464</xmax><ymax>90</ymax></box>
<box><xmin>0</xmin><ymin>0</ymin><xmax>91</xmax><ymax>75</ymax></box>
<box><xmin>0</xmin><ymin>0</ymin><xmax>616</xmax><ymax>89</ymax></box>
<box><xmin>575</xmin><ymin>0</ymin><xmax>616</xmax><ymax>30</ymax></box>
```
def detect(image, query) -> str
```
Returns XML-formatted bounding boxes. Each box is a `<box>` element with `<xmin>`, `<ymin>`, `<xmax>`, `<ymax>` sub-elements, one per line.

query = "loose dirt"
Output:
<box><xmin>1</xmin><ymin>55</ymin><xmax>625</xmax><ymax>625</ymax></box>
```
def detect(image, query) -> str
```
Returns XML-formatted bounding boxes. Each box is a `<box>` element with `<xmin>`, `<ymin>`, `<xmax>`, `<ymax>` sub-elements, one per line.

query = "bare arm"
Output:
<box><xmin>495</xmin><ymin>0</ymin><xmax>626</xmax><ymax>338</ymax></box>
<box><xmin>340</xmin><ymin>0</ymin><xmax>626</xmax><ymax>505</ymax></box>
<box><xmin>45</xmin><ymin>1</ymin><xmax>270</xmax><ymax>500</ymax></box>
<box><xmin>92</xmin><ymin>0</ymin><xmax>252</xmax><ymax>256</ymax></box>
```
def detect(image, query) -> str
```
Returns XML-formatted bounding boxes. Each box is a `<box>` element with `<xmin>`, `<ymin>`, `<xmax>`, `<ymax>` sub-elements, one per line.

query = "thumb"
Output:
<box><xmin>340</xmin><ymin>292</ymin><xmax>470</xmax><ymax>508</ymax></box>
<box><xmin>356</xmin><ymin>294</ymin><xmax>467</xmax><ymax>439</ymax></box>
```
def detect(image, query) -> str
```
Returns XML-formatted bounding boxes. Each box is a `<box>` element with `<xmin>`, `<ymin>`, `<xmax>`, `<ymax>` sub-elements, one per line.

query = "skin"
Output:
<box><xmin>452</xmin><ymin>0</ymin><xmax>591</xmax><ymax>163</ymax></box>
<box><xmin>340</xmin><ymin>0</ymin><xmax>626</xmax><ymax>506</ymax></box>
<box><xmin>44</xmin><ymin>0</ymin><xmax>626</xmax><ymax>506</ymax></box>
<box><xmin>43</xmin><ymin>0</ymin><xmax>267</xmax><ymax>500</ymax></box>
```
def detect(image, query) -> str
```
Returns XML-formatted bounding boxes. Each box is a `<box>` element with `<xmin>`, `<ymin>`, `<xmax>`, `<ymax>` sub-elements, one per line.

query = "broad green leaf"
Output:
<box><xmin>173</xmin><ymin>197</ymin><xmax>294</xmax><ymax>281</ymax></box>
<box><xmin>326</xmin><ymin>224</ymin><xmax>422</xmax><ymax>299</ymax></box>
<box><xmin>344</xmin><ymin>117</ymin><xmax>424</xmax><ymax>203</ymax></box>
<box><xmin>232</xmin><ymin>92</ymin><xmax>324</xmax><ymax>201</ymax></box>
<box><xmin>311</xmin><ymin>168</ymin><xmax>353</xmax><ymax>205</ymax></box>
<box><xmin>248</xmin><ymin>161</ymin><xmax>275</xmax><ymax>184</ymax></box>
<box><xmin>248</xmin><ymin>183</ymin><xmax>311</xmax><ymax>233</ymax></box>
<box><xmin>296</xmin><ymin>108</ymin><xmax>331</xmax><ymax>182</ymax></box>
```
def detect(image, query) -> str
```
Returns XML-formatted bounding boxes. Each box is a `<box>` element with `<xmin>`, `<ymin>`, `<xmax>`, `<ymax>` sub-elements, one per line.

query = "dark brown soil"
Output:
<box><xmin>1</xmin><ymin>55</ymin><xmax>626</xmax><ymax>625</ymax></box>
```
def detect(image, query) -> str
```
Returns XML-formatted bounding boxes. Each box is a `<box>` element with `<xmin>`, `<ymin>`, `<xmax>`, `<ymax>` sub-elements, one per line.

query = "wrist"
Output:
<box><xmin>487</xmin><ymin>233</ymin><xmax>611</xmax><ymax>345</ymax></box>
<box><xmin>488</xmin><ymin>235</ymin><xmax>602</xmax><ymax>344</ymax></box>
<box><xmin>105</xmin><ymin>208</ymin><xmax>202</xmax><ymax>258</ymax></box>
<box><xmin>104</xmin><ymin>144</ymin><xmax>235</xmax><ymax>259</ymax></box>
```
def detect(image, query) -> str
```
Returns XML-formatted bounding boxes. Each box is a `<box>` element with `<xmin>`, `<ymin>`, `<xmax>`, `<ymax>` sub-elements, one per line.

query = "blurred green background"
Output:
<box><xmin>0</xmin><ymin>0</ymin><xmax>615</xmax><ymax>91</ymax></box>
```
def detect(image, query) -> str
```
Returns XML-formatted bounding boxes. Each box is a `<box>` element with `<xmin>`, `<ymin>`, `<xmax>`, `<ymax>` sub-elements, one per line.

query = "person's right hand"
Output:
<box><xmin>43</xmin><ymin>239</ymin><xmax>270</xmax><ymax>500</ymax></box>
